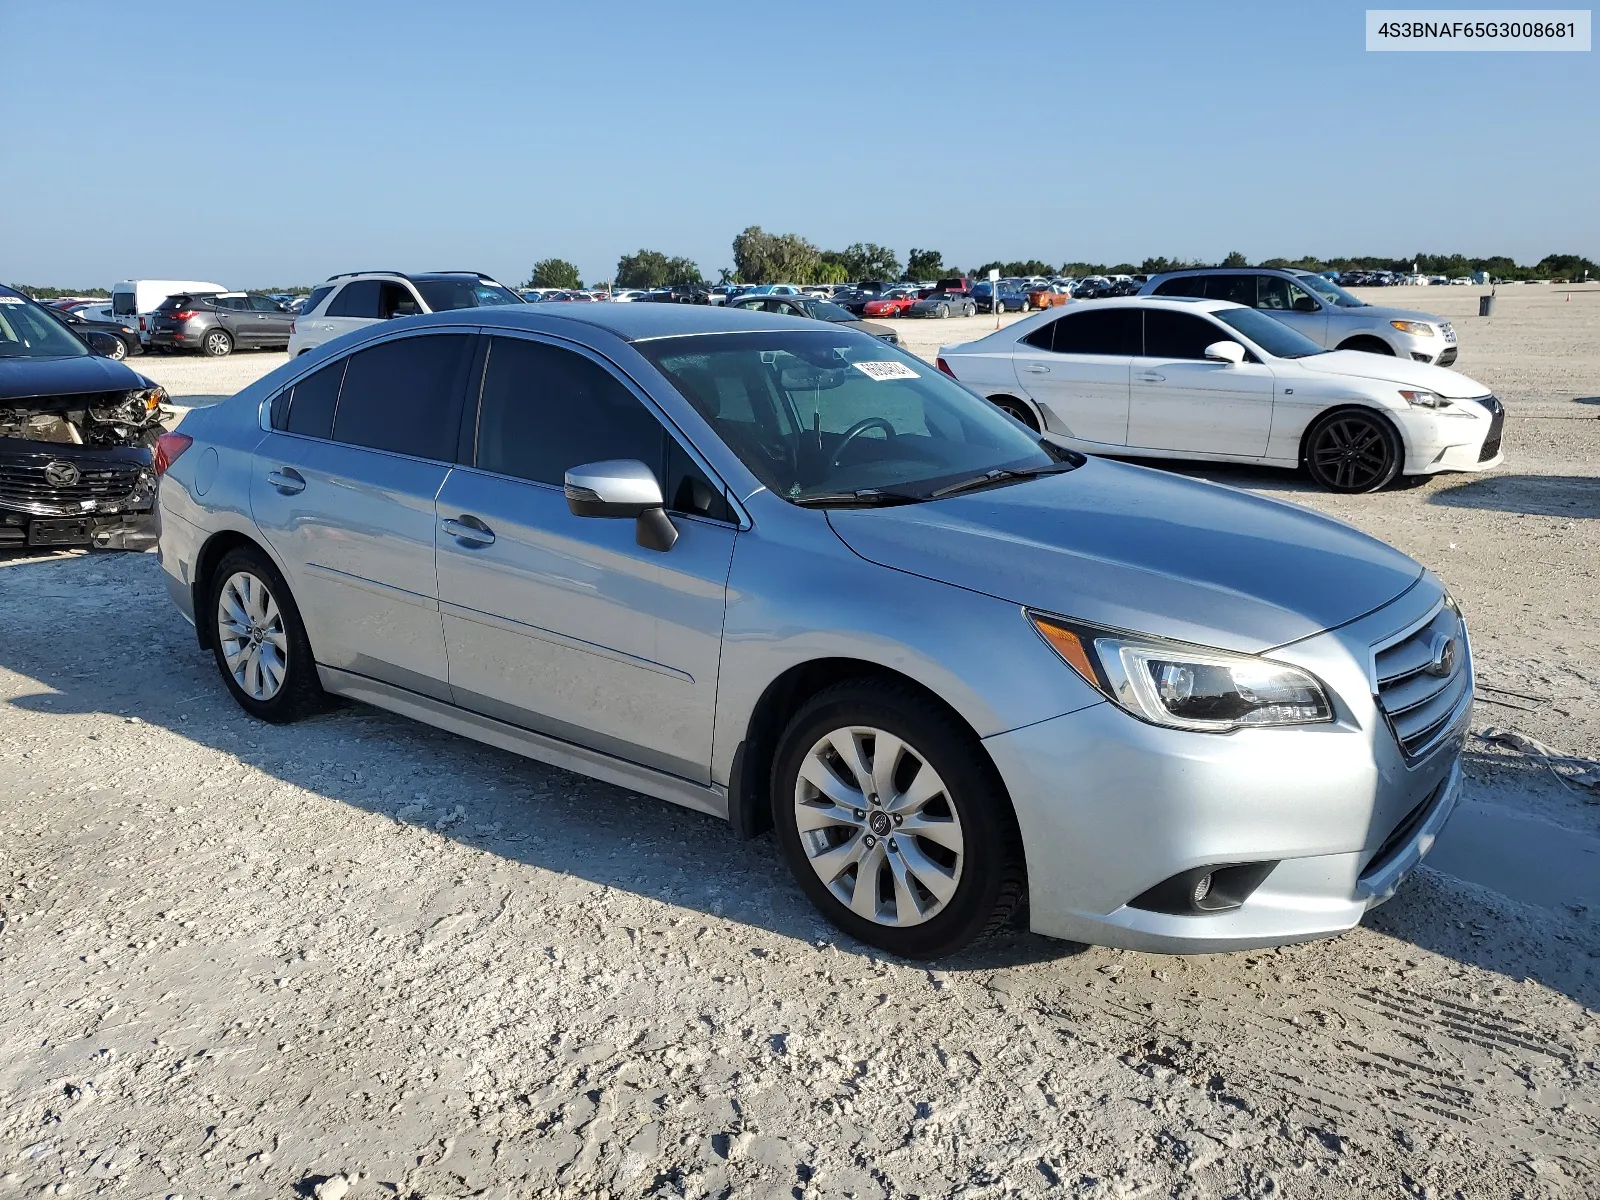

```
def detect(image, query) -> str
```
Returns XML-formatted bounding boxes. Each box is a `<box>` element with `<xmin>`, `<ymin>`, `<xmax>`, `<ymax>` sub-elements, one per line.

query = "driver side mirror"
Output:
<box><xmin>83</xmin><ymin>330</ymin><xmax>122</xmax><ymax>357</ymax></box>
<box><xmin>1292</xmin><ymin>296</ymin><xmax>1320</xmax><ymax>313</ymax></box>
<box><xmin>1203</xmin><ymin>340</ymin><xmax>1246</xmax><ymax>365</ymax></box>
<box><xmin>564</xmin><ymin>459</ymin><xmax>678</xmax><ymax>552</ymax></box>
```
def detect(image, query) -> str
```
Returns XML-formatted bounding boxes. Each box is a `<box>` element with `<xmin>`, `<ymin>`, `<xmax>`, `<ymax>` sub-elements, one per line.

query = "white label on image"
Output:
<box><xmin>852</xmin><ymin>361</ymin><xmax>920</xmax><ymax>381</ymax></box>
<box><xmin>0</xmin><ymin>296</ymin><xmax>23</xmax><ymax>304</ymax></box>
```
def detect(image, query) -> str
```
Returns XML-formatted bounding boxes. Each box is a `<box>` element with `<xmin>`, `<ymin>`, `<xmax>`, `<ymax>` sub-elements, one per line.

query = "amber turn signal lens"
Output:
<box><xmin>1029</xmin><ymin>616</ymin><xmax>1100</xmax><ymax>686</ymax></box>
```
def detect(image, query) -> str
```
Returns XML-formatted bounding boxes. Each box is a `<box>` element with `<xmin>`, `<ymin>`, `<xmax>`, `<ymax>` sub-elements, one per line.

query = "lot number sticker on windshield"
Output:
<box><xmin>0</xmin><ymin>296</ymin><xmax>24</xmax><ymax>304</ymax></box>
<box><xmin>852</xmin><ymin>360</ymin><xmax>919</xmax><ymax>381</ymax></box>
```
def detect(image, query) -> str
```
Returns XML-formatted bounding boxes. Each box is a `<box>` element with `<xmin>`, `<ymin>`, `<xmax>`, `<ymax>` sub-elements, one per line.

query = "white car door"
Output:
<box><xmin>1012</xmin><ymin>307</ymin><xmax>1139</xmax><ymax>446</ymax></box>
<box><xmin>1126</xmin><ymin>307</ymin><xmax>1275</xmax><ymax>456</ymax></box>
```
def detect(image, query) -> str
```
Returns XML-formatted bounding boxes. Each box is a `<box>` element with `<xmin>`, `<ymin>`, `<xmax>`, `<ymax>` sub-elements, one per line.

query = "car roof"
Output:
<box><xmin>405</xmin><ymin>300</ymin><xmax>827</xmax><ymax>342</ymax></box>
<box><xmin>1152</xmin><ymin>266</ymin><xmax>1305</xmax><ymax>279</ymax></box>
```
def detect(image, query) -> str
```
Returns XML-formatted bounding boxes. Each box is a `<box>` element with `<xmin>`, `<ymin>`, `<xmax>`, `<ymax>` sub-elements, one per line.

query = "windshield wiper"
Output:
<box><xmin>792</xmin><ymin>488</ymin><xmax>924</xmax><ymax>508</ymax></box>
<box><xmin>927</xmin><ymin>462</ymin><xmax>1077</xmax><ymax>500</ymax></box>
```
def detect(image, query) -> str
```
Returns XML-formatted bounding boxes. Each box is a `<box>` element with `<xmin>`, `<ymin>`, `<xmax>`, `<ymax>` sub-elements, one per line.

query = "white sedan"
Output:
<box><xmin>937</xmin><ymin>297</ymin><xmax>1504</xmax><ymax>492</ymax></box>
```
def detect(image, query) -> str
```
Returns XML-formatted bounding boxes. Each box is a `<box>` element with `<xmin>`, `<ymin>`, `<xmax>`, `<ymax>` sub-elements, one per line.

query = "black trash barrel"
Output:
<box><xmin>1479</xmin><ymin>294</ymin><xmax>1496</xmax><ymax>317</ymax></box>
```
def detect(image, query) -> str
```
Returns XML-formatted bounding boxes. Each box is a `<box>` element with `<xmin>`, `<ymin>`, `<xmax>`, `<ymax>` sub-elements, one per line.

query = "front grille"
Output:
<box><xmin>0</xmin><ymin>458</ymin><xmax>145</xmax><ymax>515</ymax></box>
<box><xmin>1476</xmin><ymin>394</ymin><xmax>1504</xmax><ymax>460</ymax></box>
<box><xmin>1373</xmin><ymin>601</ymin><xmax>1472</xmax><ymax>760</ymax></box>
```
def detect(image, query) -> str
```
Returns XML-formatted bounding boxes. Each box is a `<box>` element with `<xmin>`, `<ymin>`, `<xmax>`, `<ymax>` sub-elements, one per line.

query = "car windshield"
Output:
<box><xmin>412</xmin><ymin>278</ymin><xmax>523</xmax><ymax>311</ymax></box>
<box><xmin>0</xmin><ymin>296</ymin><xmax>90</xmax><ymax>358</ymax></box>
<box><xmin>638</xmin><ymin>330</ymin><xmax>1068</xmax><ymax>504</ymax></box>
<box><xmin>810</xmin><ymin>301</ymin><xmax>857</xmax><ymax>322</ymax></box>
<box><xmin>1299</xmin><ymin>274</ymin><xmax>1365</xmax><ymax>308</ymax></box>
<box><xmin>1212</xmin><ymin>307</ymin><xmax>1327</xmax><ymax>359</ymax></box>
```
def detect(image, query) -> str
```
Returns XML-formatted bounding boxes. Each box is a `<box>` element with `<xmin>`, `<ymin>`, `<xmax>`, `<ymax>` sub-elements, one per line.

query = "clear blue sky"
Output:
<box><xmin>3</xmin><ymin>1</ymin><xmax>1594</xmax><ymax>288</ymax></box>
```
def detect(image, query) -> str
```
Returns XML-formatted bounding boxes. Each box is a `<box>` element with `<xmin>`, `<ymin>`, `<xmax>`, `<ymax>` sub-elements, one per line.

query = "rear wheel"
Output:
<box><xmin>107</xmin><ymin>337</ymin><xmax>128</xmax><ymax>360</ymax></box>
<box><xmin>989</xmin><ymin>395</ymin><xmax>1039</xmax><ymax>430</ymax></box>
<box><xmin>208</xmin><ymin>547</ymin><xmax>326</xmax><ymax>722</ymax></box>
<box><xmin>963</xmin><ymin>303</ymin><xmax>976</xmax><ymax>317</ymax></box>
<box><xmin>202</xmin><ymin>329</ymin><xmax>233</xmax><ymax>357</ymax></box>
<box><xmin>1303</xmin><ymin>407</ymin><xmax>1403</xmax><ymax>493</ymax></box>
<box><xmin>771</xmin><ymin>681</ymin><xmax>1025</xmax><ymax>959</ymax></box>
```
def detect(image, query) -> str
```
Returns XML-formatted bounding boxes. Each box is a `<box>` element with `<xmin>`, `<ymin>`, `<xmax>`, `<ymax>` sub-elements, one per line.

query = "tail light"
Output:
<box><xmin>139</xmin><ymin>317</ymin><xmax>147</xmax><ymax>331</ymax></box>
<box><xmin>171</xmin><ymin>310</ymin><xmax>197</xmax><ymax>321</ymax></box>
<box><xmin>289</xmin><ymin>319</ymin><xmax>296</xmax><ymax>334</ymax></box>
<box><xmin>153</xmin><ymin>432</ymin><xmax>193</xmax><ymax>476</ymax></box>
<box><xmin>936</xmin><ymin>357</ymin><xmax>955</xmax><ymax>377</ymax></box>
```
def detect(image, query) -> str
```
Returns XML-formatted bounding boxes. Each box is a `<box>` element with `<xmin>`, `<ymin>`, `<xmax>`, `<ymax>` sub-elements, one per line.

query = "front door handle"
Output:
<box><xmin>1135</xmin><ymin>372</ymin><xmax>1167</xmax><ymax>382</ymax></box>
<box><xmin>266</xmin><ymin>468</ymin><xmax>305</xmax><ymax>494</ymax></box>
<box><xmin>1027</xmin><ymin>364</ymin><xmax>1051</xmax><ymax>374</ymax></box>
<box><xmin>441</xmin><ymin>516</ymin><xmax>496</xmax><ymax>546</ymax></box>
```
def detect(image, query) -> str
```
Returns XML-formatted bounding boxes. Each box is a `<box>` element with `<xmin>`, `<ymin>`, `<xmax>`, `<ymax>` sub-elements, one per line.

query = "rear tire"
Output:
<box><xmin>202</xmin><ymin>329</ymin><xmax>233</xmax><ymax>357</ymax></box>
<box><xmin>208</xmin><ymin>546</ymin><xmax>326</xmax><ymax>723</ymax></box>
<box><xmin>771</xmin><ymin>680</ymin><xmax>1026</xmax><ymax>959</ymax></box>
<box><xmin>1303</xmin><ymin>407</ymin><xmax>1403</xmax><ymax>493</ymax></box>
<box><xmin>107</xmin><ymin>338</ymin><xmax>127</xmax><ymax>360</ymax></box>
<box><xmin>989</xmin><ymin>395</ymin><xmax>1039</xmax><ymax>430</ymax></box>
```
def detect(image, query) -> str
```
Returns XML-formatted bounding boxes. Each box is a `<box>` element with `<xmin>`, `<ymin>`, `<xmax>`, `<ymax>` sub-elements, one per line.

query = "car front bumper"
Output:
<box><xmin>983</xmin><ymin>580</ymin><xmax>1468</xmax><ymax>953</ymax></box>
<box><xmin>1400</xmin><ymin>395</ymin><xmax>1504</xmax><ymax>475</ymax></box>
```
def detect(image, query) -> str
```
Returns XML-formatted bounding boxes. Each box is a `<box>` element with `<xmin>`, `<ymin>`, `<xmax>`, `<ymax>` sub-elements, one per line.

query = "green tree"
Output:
<box><xmin>732</xmin><ymin>226</ymin><xmax>822</xmax><ymax>284</ymax></box>
<box><xmin>904</xmin><ymin>248</ymin><xmax>943</xmax><ymax>280</ymax></box>
<box><xmin>821</xmin><ymin>242</ymin><xmax>901</xmax><ymax>282</ymax></box>
<box><xmin>1220</xmin><ymin>251</ymin><xmax>1249</xmax><ymax>267</ymax></box>
<box><xmin>527</xmin><ymin>258</ymin><xmax>582</xmax><ymax>289</ymax></box>
<box><xmin>615</xmin><ymin>249</ymin><xmax>671</xmax><ymax>289</ymax></box>
<box><xmin>663</xmin><ymin>256</ymin><xmax>704</xmax><ymax>286</ymax></box>
<box><xmin>812</xmin><ymin>261</ymin><xmax>849</xmax><ymax>285</ymax></box>
<box><xmin>1060</xmin><ymin>262</ymin><xmax>1109</xmax><ymax>276</ymax></box>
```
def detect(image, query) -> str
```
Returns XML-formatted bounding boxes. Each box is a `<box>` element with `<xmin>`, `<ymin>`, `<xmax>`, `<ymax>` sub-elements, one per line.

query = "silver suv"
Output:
<box><xmin>1140</xmin><ymin>268</ymin><xmax>1459</xmax><ymax>366</ymax></box>
<box><xmin>287</xmin><ymin>270</ymin><xmax>522</xmax><ymax>357</ymax></box>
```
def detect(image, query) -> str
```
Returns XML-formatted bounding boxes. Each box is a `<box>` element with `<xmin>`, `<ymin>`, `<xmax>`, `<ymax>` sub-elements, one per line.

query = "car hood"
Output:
<box><xmin>1293</xmin><ymin>350</ymin><xmax>1488</xmax><ymax>398</ymax></box>
<box><xmin>1343</xmin><ymin>305</ymin><xmax>1448</xmax><ymax>325</ymax></box>
<box><xmin>0</xmin><ymin>354</ymin><xmax>153</xmax><ymax>403</ymax></box>
<box><xmin>827</xmin><ymin>457</ymin><xmax>1423</xmax><ymax>653</ymax></box>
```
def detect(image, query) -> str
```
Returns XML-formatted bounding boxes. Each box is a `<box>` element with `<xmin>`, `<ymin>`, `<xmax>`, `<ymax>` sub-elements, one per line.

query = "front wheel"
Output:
<box><xmin>1303</xmin><ymin>408</ymin><xmax>1403</xmax><ymax>493</ymax></box>
<box><xmin>107</xmin><ymin>337</ymin><xmax>128</xmax><ymax>360</ymax></box>
<box><xmin>963</xmin><ymin>304</ymin><xmax>976</xmax><ymax>317</ymax></box>
<box><xmin>202</xmin><ymin>329</ymin><xmax>233</xmax><ymax>357</ymax></box>
<box><xmin>772</xmin><ymin>681</ymin><xmax>1025</xmax><ymax>958</ymax></box>
<box><xmin>209</xmin><ymin>547</ymin><xmax>327</xmax><ymax>722</ymax></box>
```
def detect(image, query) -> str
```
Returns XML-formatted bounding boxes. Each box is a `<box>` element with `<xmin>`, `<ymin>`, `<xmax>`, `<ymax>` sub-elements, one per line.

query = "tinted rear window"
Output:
<box><xmin>1047</xmin><ymin>308</ymin><xmax>1142</xmax><ymax>355</ymax></box>
<box><xmin>327</xmin><ymin>279</ymin><xmax>382</xmax><ymax>318</ymax></box>
<box><xmin>282</xmin><ymin>360</ymin><xmax>345</xmax><ymax>438</ymax></box>
<box><xmin>1152</xmin><ymin>276</ymin><xmax>1203</xmax><ymax>298</ymax></box>
<box><xmin>332</xmin><ymin>333</ymin><xmax>473</xmax><ymax>459</ymax></box>
<box><xmin>302</xmin><ymin>285</ymin><xmax>334</xmax><ymax>314</ymax></box>
<box><xmin>1141</xmin><ymin>309</ymin><xmax>1227</xmax><ymax>359</ymax></box>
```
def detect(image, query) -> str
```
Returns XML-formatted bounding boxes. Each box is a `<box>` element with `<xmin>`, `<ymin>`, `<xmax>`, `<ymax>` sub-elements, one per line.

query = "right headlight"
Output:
<box><xmin>1029</xmin><ymin>612</ymin><xmax>1334</xmax><ymax>732</ymax></box>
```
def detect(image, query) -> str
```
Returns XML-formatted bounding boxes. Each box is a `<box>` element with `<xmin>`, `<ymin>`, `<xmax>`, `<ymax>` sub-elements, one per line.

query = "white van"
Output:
<box><xmin>110</xmin><ymin>280</ymin><xmax>226</xmax><ymax>347</ymax></box>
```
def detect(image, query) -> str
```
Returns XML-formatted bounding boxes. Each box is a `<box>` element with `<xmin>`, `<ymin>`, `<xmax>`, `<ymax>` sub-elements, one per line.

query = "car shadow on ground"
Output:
<box><xmin>3</xmin><ymin>552</ymin><xmax>1595</xmax><ymax>1007</ymax></box>
<box><xmin>1429</xmin><ymin>474</ymin><xmax>1600</xmax><ymax>518</ymax></box>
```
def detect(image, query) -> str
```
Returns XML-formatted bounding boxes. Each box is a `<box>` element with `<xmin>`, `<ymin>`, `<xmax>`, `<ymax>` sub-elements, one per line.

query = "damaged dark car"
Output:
<box><xmin>0</xmin><ymin>285</ymin><xmax>168</xmax><ymax>551</ymax></box>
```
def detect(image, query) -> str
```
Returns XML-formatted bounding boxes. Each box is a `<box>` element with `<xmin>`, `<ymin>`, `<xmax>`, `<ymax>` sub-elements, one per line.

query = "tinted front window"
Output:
<box><xmin>413</xmin><ymin>279</ymin><xmax>522</xmax><ymax>311</ymax></box>
<box><xmin>475</xmin><ymin>337</ymin><xmax>663</xmax><ymax>487</ymax></box>
<box><xmin>639</xmin><ymin>330</ymin><xmax>1059</xmax><ymax>503</ymax></box>
<box><xmin>1212</xmin><ymin>308</ymin><xmax>1326</xmax><ymax>358</ymax></box>
<box><xmin>283</xmin><ymin>360</ymin><xmax>345</xmax><ymax>438</ymax></box>
<box><xmin>1142</xmin><ymin>309</ymin><xmax>1228</xmax><ymax>359</ymax></box>
<box><xmin>327</xmin><ymin>280</ymin><xmax>381</xmax><ymax>318</ymax></box>
<box><xmin>1256</xmin><ymin>276</ymin><xmax>1294</xmax><ymax>310</ymax></box>
<box><xmin>1300</xmin><ymin>274</ymin><xmax>1365</xmax><ymax>308</ymax></box>
<box><xmin>0</xmin><ymin>295</ymin><xmax>91</xmax><ymax>358</ymax></box>
<box><xmin>249</xmin><ymin>294</ymin><xmax>281</xmax><ymax>312</ymax></box>
<box><xmin>333</xmin><ymin>334</ymin><xmax>472</xmax><ymax>459</ymax></box>
<box><xmin>1047</xmin><ymin>308</ymin><xmax>1141</xmax><ymax>355</ymax></box>
<box><xmin>811</xmin><ymin>301</ymin><xmax>856</xmax><ymax>322</ymax></box>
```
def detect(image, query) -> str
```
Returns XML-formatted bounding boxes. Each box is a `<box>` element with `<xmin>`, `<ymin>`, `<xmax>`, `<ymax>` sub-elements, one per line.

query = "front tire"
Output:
<box><xmin>107</xmin><ymin>337</ymin><xmax>128</xmax><ymax>360</ymax></box>
<box><xmin>1336</xmin><ymin>336</ymin><xmax>1394</xmax><ymax>356</ymax></box>
<box><xmin>771</xmin><ymin>681</ymin><xmax>1025</xmax><ymax>959</ymax></box>
<box><xmin>202</xmin><ymin>329</ymin><xmax>233</xmax><ymax>357</ymax></box>
<box><xmin>209</xmin><ymin>547</ymin><xmax>326</xmax><ymax>722</ymax></box>
<box><xmin>1303</xmin><ymin>407</ymin><xmax>1403</xmax><ymax>493</ymax></box>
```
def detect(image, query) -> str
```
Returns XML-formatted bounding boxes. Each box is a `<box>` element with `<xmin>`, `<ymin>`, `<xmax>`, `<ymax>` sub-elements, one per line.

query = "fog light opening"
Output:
<box><xmin>1129</xmin><ymin>861</ymin><xmax>1279</xmax><ymax>916</ymax></box>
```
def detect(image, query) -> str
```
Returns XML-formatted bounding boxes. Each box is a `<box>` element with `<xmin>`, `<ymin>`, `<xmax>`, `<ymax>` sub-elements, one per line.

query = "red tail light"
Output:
<box><xmin>936</xmin><ymin>357</ymin><xmax>955</xmax><ymax>377</ymax></box>
<box><xmin>139</xmin><ymin>317</ymin><xmax>147</xmax><ymax>331</ymax></box>
<box><xmin>153</xmin><ymin>432</ymin><xmax>193</xmax><ymax>476</ymax></box>
<box><xmin>171</xmin><ymin>310</ymin><xmax>197</xmax><ymax>321</ymax></box>
<box><xmin>289</xmin><ymin>319</ymin><xmax>297</xmax><ymax>334</ymax></box>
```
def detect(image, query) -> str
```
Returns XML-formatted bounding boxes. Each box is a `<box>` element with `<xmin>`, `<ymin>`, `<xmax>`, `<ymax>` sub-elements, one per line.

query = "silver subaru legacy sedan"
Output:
<box><xmin>155</xmin><ymin>303</ymin><xmax>1469</xmax><ymax>958</ymax></box>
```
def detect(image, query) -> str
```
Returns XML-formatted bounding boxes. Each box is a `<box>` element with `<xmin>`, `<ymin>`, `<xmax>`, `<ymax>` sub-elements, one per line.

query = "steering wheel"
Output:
<box><xmin>830</xmin><ymin>417</ymin><xmax>897</xmax><ymax>468</ymax></box>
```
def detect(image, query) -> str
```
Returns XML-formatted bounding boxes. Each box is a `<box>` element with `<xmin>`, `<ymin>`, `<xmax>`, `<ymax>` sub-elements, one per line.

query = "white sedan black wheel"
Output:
<box><xmin>1304</xmin><ymin>408</ymin><xmax>1402</xmax><ymax>493</ymax></box>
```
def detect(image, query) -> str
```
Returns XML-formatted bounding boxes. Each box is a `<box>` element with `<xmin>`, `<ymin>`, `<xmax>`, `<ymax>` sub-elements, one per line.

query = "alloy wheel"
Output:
<box><xmin>109</xmin><ymin>339</ymin><xmax>127</xmax><ymax>360</ymax></box>
<box><xmin>793</xmin><ymin>726</ymin><xmax>964</xmax><ymax>928</ymax></box>
<box><xmin>216</xmin><ymin>571</ymin><xmax>288</xmax><ymax>701</ymax></box>
<box><xmin>206</xmin><ymin>331</ymin><xmax>231</xmax><ymax>356</ymax></box>
<box><xmin>1310</xmin><ymin>416</ymin><xmax>1393</xmax><ymax>490</ymax></box>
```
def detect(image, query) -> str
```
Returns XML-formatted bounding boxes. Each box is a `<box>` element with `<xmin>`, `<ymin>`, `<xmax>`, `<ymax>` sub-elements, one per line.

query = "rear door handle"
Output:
<box><xmin>441</xmin><ymin>517</ymin><xmax>496</xmax><ymax>546</ymax></box>
<box><xmin>1135</xmin><ymin>372</ymin><xmax>1166</xmax><ymax>382</ymax></box>
<box><xmin>266</xmin><ymin>468</ymin><xmax>305</xmax><ymax>494</ymax></box>
<box><xmin>1027</xmin><ymin>364</ymin><xmax>1051</xmax><ymax>374</ymax></box>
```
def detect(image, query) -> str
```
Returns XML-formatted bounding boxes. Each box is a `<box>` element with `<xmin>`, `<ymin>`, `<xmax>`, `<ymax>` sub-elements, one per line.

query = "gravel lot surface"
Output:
<box><xmin>2</xmin><ymin>287</ymin><xmax>1597</xmax><ymax>1198</ymax></box>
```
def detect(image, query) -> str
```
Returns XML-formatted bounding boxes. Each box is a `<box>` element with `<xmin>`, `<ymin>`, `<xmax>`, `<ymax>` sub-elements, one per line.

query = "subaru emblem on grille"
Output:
<box><xmin>1425</xmin><ymin>633</ymin><xmax>1458</xmax><ymax>678</ymax></box>
<box><xmin>43</xmin><ymin>460</ymin><xmax>81</xmax><ymax>488</ymax></box>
